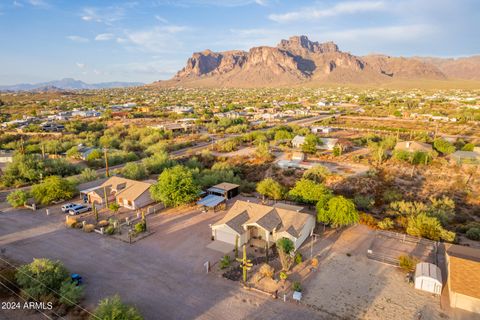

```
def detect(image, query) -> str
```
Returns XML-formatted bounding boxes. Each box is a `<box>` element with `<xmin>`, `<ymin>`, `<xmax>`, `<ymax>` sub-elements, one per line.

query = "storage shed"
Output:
<box><xmin>207</xmin><ymin>182</ymin><xmax>240</xmax><ymax>200</ymax></box>
<box><xmin>414</xmin><ymin>262</ymin><xmax>442</xmax><ymax>295</ymax></box>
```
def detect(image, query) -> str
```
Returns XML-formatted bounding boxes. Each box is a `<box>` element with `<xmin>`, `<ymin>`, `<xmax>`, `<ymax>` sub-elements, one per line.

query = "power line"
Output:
<box><xmin>0</xmin><ymin>273</ymin><xmax>57</xmax><ymax>320</ymax></box>
<box><xmin>0</xmin><ymin>256</ymin><xmax>100</xmax><ymax>320</ymax></box>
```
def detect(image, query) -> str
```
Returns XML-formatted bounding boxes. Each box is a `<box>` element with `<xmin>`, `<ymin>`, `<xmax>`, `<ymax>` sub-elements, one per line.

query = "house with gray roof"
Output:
<box><xmin>211</xmin><ymin>200</ymin><xmax>315</xmax><ymax>250</ymax></box>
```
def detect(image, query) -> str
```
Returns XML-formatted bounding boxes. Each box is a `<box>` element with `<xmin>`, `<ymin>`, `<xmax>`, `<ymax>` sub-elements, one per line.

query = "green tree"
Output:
<box><xmin>93</xmin><ymin>295</ymin><xmax>143</xmax><ymax>320</ymax></box>
<box><xmin>303</xmin><ymin>165</ymin><xmax>330</xmax><ymax>183</ymax></box>
<box><xmin>427</xmin><ymin>196</ymin><xmax>455</xmax><ymax>226</ymax></box>
<box><xmin>255</xmin><ymin>142</ymin><xmax>273</xmax><ymax>161</ymax></box>
<box><xmin>461</xmin><ymin>143</ymin><xmax>475</xmax><ymax>151</ymax></box>
<box><xmin>16</xmin><ymin>258</ymin><xmax>69</xmax><ymax>301</ymax></box>
<box><xmin>276</xmin><ymin>237</ymin><xmax>295</xmax><ymax>271</ymax></box>
<box><xmin>7</xmin><ymin>190</ymin><xmax>28</xmax><ymax>208</ymax></box>
<box><xmin>301</xmin><ymin>134</ymin><xmax>319</xmax><ymax>154</ymax></box>
<box><xmin>434</xmin><ymin>138</ymin><xmax>455</xmax><ymax>155</ymax></box>
<box><xmin>79</xmin><ymin>168</ymin><xmax>98</xmax><ymax>183</ymax></box>
<box><xmin>150</xmin><ymin>165</ymin><xmax>200</xmax><ymax>207</ymax></box>
<box><xmin>288</xmin><ymin>178</ymin><xmax>331</xmax><ymax>204</ymax></box>
<box><xmin>121</xmin><ymin>162</ymin><xmax>147</xmax><ymax>180</ymax></box>
<box><xmin>30</xmin><ymin>176</ymin><xmax>76</xmax><ymax>205</ymax></box>
<box><xmin>317</xmin><ymin>196</ymin><xmax>359</xmax><ymax>228</ymax></box>
<box><xmin>141</xmin><ymin>151</ymin><xmax>174</xmax><ymax>174</ymax></box>
<box><xmin>256</xmin><ymin>178</ymin><xmax>285</xmax><ymax>201</ymax></box>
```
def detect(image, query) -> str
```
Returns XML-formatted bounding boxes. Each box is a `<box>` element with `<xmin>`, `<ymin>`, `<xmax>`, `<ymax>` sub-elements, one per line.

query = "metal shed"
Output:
<box><xmin>414</xmin><ymin>262</ymin><xmax>442</xmax><ymax>295</ymax></box>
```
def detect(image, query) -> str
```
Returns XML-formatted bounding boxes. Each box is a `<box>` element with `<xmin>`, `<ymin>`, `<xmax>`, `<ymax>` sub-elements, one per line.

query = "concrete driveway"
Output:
<box><xmin>0</xmin><ymin>204</ymin><xmax>327</xmax><ymax>320</ymax></box>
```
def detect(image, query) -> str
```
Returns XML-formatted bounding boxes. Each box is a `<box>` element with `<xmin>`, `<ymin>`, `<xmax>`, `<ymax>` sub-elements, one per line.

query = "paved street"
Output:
<box><xmin>0</xmin><ymin>205</ymin><xmax>325</xmax><ymax>320</ymax></box>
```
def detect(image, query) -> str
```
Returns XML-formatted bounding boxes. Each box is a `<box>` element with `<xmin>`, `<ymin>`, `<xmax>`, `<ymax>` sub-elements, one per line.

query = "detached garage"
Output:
<box><xmin>414</xmin><ymin>262</ymin><xmax>442</xmax><ymax>295</ymax></box>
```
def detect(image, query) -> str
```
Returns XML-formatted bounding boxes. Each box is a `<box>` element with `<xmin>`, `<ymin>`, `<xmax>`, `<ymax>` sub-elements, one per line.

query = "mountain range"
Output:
<box><xmin>0</xmin><ymin>78</ymin><xmax>144</xmax><ymax>92</ymax></box>
<box><xmin>155</xmin><ymin>35</ymin><xmax>480</xmax><ymax>87</ymax></box>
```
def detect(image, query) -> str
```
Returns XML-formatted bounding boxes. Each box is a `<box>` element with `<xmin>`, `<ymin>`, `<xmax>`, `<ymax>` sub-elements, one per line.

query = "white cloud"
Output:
<box><xmin>269</xmin><ymin>1</ymin><xmax>385</xmax><ymax>23</ymax></box>
<box><xmin>95</xmin><ymin>33</ymin><xmax>114</xmax><ymax>41</ymax></box>
<box><xmin>323</xmin><ymin>24</ymin><xmax>435</xmax><ymax>42</ymax></box>
<box><xmin>76</xmin><ymin>62</ymin><xmax>86</xmax><ymax>69</ymax></box>
<box><xmin>81</xmin><ymin>6</ymin><xmax>126</xmax><ymax>24</ymax></box>
<box><xmin>124</xmin><ymin>25</ymin><xmax>189</xmax><ymax>53</ymax></box>
<box><xmin>66</xmin><ymin>35</ymin><xmax>89</xmax><ymax>43</ymax></box>
<box><xmin>13</xmin><ymin>1</ymin><xmax>24</xmax><ymax>7</ymax></box>
<box><xmin>28</xmin><ymin>0</ymin><xmax>49</xmax><ymax>7</ymax></box>
<box><xmin>155</xmin><ymin>15</ymin><xmax>168</xmax><ymax>23</ymax></box>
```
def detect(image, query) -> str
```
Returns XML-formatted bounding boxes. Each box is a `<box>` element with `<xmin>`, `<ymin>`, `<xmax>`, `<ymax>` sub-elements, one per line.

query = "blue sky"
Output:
<box><xmin>0</xmin><ymin>0</ymin><xmax>479</xmax><ymax>85</ymax></box>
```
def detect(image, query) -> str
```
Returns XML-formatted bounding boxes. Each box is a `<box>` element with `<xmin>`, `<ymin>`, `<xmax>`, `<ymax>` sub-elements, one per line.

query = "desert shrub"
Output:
<box><xmin>31</xmin><ymin>176</ymin><xmax>76</xmax><ymax>205</ymax></box>
<box><xmin>382</xmin><ymin>189</ymin><xmax>402</xmax><ymax>203</ymax></box>
<box><xmin>0</xmin><ymin>268</ymin><xmax>18</xmax><ymax>295</ymax></box>
<box><xmin>79</xmin><ymin>168</ymin><xmax>98</xmax><ymax>183</ymax></box>
<box><xmin>279</xmin><ymin>271</ymin><xmax>288</xmax><ymax>280</ymax></box>
<box><xmin>398</xmin><ymin>255</ymin><xmax>417</xmax><ymax>272</ymax></box>
<box><xmin>109</xmin><ymin>202</ymin><xmax>120</xmax><ymax>213</ymax></box>
<box><xmin>220</xmin><ymin>255</ymin><xmax>231</xmax><ymax>269</ymax></box>
<box><xmin>105</xmin><ymin>225</ymin><xmax>115</xmax><ymax>235</ymax></box>
<box><xmin>295</xmin><ymin>252</ymin><xmax>303</xmax><ymax>264</ymax></box>
<box><xmin>93</xmin><ymin>295</ymin><xmax>143</xmax><ymax>320</ymax></box>
<box><xmin>406</xmin><ymin>213</ymin><xmax>456</xmax><ymax>242</ymax></box>
<box><xmin>359</xmin><ymin>213</ymin><xmax>377</xmax><ymax>227</ymax></box>
<box><xmin>65</xmin><ymin>217</ymin><xmax>78</xmax><ymax>228</ymax></box>
<box><xmin>59</xmin><ymin>281</ymin><xmax>84</xmax><ymax>307</ymax></box>
<box><xmin>292</xmin><ymin>281</ymin><xmax>302</xmax><ymax>292</ymax></box>
<box><xmin>466</xmin><ymin>228</ymin><xmax>480</xmax><ymax>241</ymax></box>
<box><xmin>377</xmin><ymin>218</ymin><xmax>394</xmax><ymax>230</ymax></box>
<box><xmin>134</xmin><ymin>221</ymin><xmax>146</xmax><ymax>234</ymax></box>
<box><xmin>259</xmin><ymin>264</ymin><xmax>274</xmax><ymax>279</ymax></box>
<box><xmin>83</xmin><ymin>224</ymin><xmax>95</xmax><ymax>233</ymax></box>
<box><xmin>97</xmin><ymin>220</ymin><xmax>109</xmax><ymax>228</ymax></box>
<box><xmin>7</xmin><ymin>190</ymin><xmax>28</xmax><ymax>208</ymax></box>
<box><xmin>353</xmin><ymin>195</ymin><xmax>375</xmax><ymax>211</ymax></box>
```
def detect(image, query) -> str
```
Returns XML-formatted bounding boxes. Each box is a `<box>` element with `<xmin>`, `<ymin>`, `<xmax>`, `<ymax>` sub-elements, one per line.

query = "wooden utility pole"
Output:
<box><xmin>104</xmin><ymin>148</ymin><xmax>109</xmax><ymax>177</ymax></box>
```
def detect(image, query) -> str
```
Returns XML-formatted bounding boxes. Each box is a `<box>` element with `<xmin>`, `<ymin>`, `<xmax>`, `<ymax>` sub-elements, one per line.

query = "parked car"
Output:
<box><xmin>61</xmin><ymin>203</ymin><xmax>77</xmax><ymax>213</ymax></box>
<box><xmin>68</xmin><ymin>204</ymin><xmax>91</xmax><ymax>215</ymax></box>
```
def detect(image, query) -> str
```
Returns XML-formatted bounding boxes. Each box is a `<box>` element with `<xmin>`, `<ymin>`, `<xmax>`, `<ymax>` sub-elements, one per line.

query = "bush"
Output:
<box><xmin>0</xmin><ymin>268</ymin><xmax>18</xmax><ymax>295</ymax></box>
<box><xmin>434</xmin><ymin>138</ymin><xmax>455</xmax><ymax>155</ymax></box>
<box><xmin>259</xmin><ymin>264</ymin><xmax>274</xmax><ymax>279</ymax></box>
<box><xmin>59</xmin><ymin>281</ymin><xmax>84</xmax><ymax>307</ymax></box>
<box><xmin>83</xmin><ymin>224</ymin><xmax>95</xmax><ymax>233</ymax></box>
<box><xmin>105</xmin><ymin>225</ymin><xmax>115</xmax><ymax>235</ymax></box>
<box><xmin>65</xmin><ymin>217</ymin><xmax>78</xmax><ymax>228</ymax></box>
<box><xmin>359</xmin><ymin>213</ymin><xmax>377</xmax><ymax>227</ymax></box>
<box><xmin>134</xmin><ymin>221</ymin><xmax>146</xmax><ymax>234</ymax></box>
<box><xmin>398</xmin><ymin>255</ymin><xmax>417</xmax><ymax>272</ymax></box>
<box><xmin>466</xmin><ymin>228</ymin><xmax>480</xmax><ymax>241</ymax></box>
<box><xmin>279</xmin><ymin>271</ymin><xmax>288</xmax><ymax>280</ymax></box>
<box><xmin>377</xmin><ymin>218</ymin><xmax>394</xmax><ymax>230</ymax></box>
<box><xmin>220</xmin><ymin>255</ymin><xmax>231</xmax><ymax>269</ymax></box>
<box><xmin>353</xmin><ymin>195</ymin><xmax>375</xmax><ymax>211</ymax></box>
<box><xmin>294</xmin><ymin>252</ymin><xmax>303</xmax><ymax>264</ymax></box>
<box><xmin>292</xmin><ymin>281</ymin><xmax>302</xmax><ymax>292</ymax></box>
<box><xmin>93</xmin><ymin>295</ymin><xmax>143</xmax><ymax>320</ymax></box>
<box><xmin>120</xmin><ymin>162</ymin><xmax>148</xmax><ymax>180</ymax></box>
<box><xmin>7</xmin><ymin>190</ymin><xmax>28</xmax><ymax>208</ymax></box>
<box><xmin>97</xmin><ymin>220</ymin><xmax>109</xmax><ymax>228</ymax></box>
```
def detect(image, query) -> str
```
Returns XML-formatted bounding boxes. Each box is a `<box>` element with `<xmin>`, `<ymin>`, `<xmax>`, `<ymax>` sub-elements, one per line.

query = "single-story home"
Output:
<box><xmin>394</xmin><ymin>141</ymin><xmax>433</xmax><ymax>153</ymax></box>
<box><xmin>291</xmin><ymin>135</ymin><xmax>306</xmax><ymax>148</ymax></box>
<box><xmin>211</xmin><ymin>200</ymin><xmax>315</xmax><ymax>250</ymax></box>
<box><xmin>83</xmin><ymin>176</ymin><xmax>155</xmax><ymax>210</ymax></box>
<box><xmin>311</xmin><ymin>126</ymin><xmax>334</xmax><ymax>134</ymax></box>
<box><xmin>291</xmin><ymin>152</ymin><xmax>305</xmax><ymax>161</ymax></box>
<box><xmin>446</xmin><ymin>244</ymin><xmax>480</xmax><ymax>314</ymax></box>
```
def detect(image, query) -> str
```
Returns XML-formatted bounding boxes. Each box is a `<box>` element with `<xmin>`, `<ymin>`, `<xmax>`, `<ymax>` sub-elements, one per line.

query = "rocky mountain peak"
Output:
<box><xmin>277</xmin><ymin>35</ymin><xmax>339</xmax><ymax>54</ymax></box>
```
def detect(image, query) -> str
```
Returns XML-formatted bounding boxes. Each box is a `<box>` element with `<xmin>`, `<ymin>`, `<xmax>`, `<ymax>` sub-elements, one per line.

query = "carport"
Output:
<box><xmin>197</xmin><ymin>194</ymin><xmax>226</xmax><ymax>212</ymax></box>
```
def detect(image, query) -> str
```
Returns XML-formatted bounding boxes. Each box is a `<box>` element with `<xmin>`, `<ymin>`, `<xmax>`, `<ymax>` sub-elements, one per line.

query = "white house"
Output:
<box><xmin>311</xmin><ymin>126</ymin><xmax>334</xmax><ymax>134</ymax></box>
<box><xmin>211</xmin><ymin>200</ymin><xmax>315</xmax><ymax>250</ymax></box>
<box><xmin>291</xmin><ymin>135</ymin><xmax>306</xmax><ymax>148</ymax></box>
